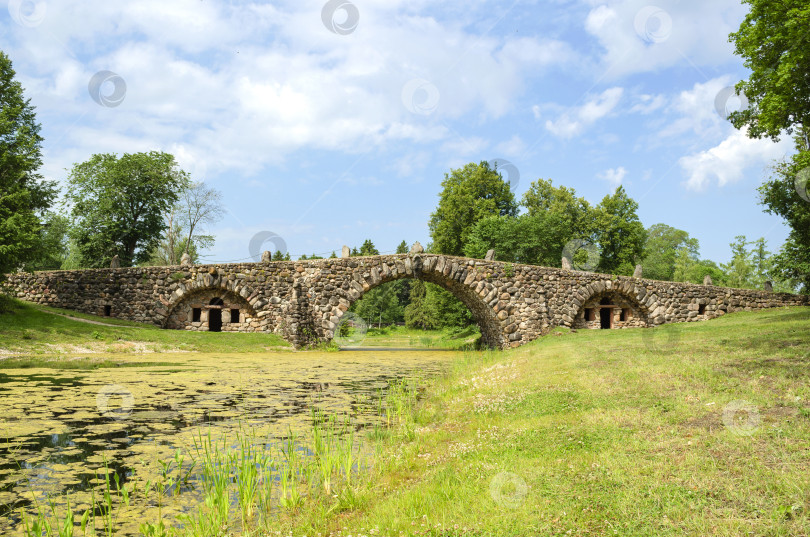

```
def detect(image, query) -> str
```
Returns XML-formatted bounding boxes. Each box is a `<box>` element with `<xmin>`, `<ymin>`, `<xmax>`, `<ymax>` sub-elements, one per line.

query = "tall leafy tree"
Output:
<box><xmin>728</xmin><ymin>1</ymin><xmax>810</xmax><ymax>142</ymax></box>
<box><xmin>759</xmin><ymin>136</ymin><xmax>810</xmax><ymax>291</ymax></box>
<box><xmin>395</xmin><ymin>240</ymin><xmax>408</xmax><ymax>254</ymax></box>
<box><xmin>729</xmin><ymin>4</ymin><xmax>810</xmax><ymax>291</ymax></box>
<box><xmin>26</xmin><ymin>212</ymin><xmax>70</xmax><ymax>271</ymax></box>
<box><xmin>65</xmin><ymin>151</ymin><xmax>189</xmax><ymax>267</ymax></box>
<box><xmin>593</xmin><ymin>186</ymin><xmax>647</xmax><ymax>275</ymax></box>
<box><xmin>521</xmin><ymin>178</ymin><xmax>594</xmax><ymax>239</ymax></box>
<box><xmin>0</xmin><ymin>51</ymin><xmax>56</xmax><ymax>275</ymax></box>
<box><xmin>642</xmin><ymin>224</ymin><xmax>700</xmax><ymax>281</ymax></box>
<box><xmin>429</xmin><ymin>161</ymin><xmax>517</xmax><ymax>256</ymax></box>
<box><xmin>465</xmin><ymin>179</ymin><xmax>598</xmax><ymax>268</ymax></box>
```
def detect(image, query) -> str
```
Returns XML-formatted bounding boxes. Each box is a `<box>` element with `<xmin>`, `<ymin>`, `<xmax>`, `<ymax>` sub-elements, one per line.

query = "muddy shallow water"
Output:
<box><xmin>0</xmin><ymin>350</ymin><xmax>456</xmax><ymax>535</ymax></box>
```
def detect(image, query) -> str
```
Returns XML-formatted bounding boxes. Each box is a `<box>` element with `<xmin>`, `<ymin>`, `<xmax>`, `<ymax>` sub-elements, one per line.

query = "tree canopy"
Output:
<box><xmin>728</xmin><ymin>1</ymin><xmax>810</xmax><ymax>141</ymax></box>
<box><xmin>0</xmin><ymin>50</ymin><xmax>56</xmax><ymax>274</ymax></box>
<box><xmin>429</xmin><ymin>161</ymin><xmax>517</xmax><ymax>256</ymax></box>
<box><xmin>65</xmin><ymin>151</ymin><xmax>190</xmax><ymax>267</ymax></box>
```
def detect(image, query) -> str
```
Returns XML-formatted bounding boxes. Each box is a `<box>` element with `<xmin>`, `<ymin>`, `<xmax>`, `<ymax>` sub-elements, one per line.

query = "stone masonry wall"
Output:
<box><xmin>3</xmin><ymin>254</ymin><xmax>807</xmax><ymax>348</ymax></box>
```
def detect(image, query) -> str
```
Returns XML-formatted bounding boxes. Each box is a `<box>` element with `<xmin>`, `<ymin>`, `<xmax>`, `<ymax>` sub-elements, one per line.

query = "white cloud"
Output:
<box><xmin>583</xmin><ymin>0</ymin><xmax>747</xmax><ymax>78</ymax></box>
<box><xmin>598</xmin><ymin>166</ymin><xmax>627</xmax><ymax>186</ymax></box>
<box><xmin>629</xmin><ymin>93</ymin><xmax>666</xmax><ymax>115</ymax></box>
<box><xmin>11</xmin><ymin>0</ymin><xmax>575</xmax><ymax>184</ymax></box>
<box><xmin>545</xmin><ymin>87</ymin><xmax>623</xmax><ymax>138</ymax></box>
<box><xmin>495</xmin><ymin>135</ymin><xmax>527</xmax><ymax>158</ymax></box>
<box><xmin>679</xmin><ymin>129</ymin><xmax>792</xmax><ymax>191</ymax></box>
<box><xmin>660</xmin><ymin>76</ymin><xmax>732</xmax><ymax>139</ymax></box>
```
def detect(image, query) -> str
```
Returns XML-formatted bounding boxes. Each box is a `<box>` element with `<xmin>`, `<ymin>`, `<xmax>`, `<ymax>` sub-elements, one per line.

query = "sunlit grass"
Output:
<box><xmin>0</xmin><ymin>297</ymin><xmax>291</xmax><ymax>355</ymax></box>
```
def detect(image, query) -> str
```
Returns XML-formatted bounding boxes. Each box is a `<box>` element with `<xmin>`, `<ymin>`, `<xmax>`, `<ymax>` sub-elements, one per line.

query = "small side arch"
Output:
<box><xmin>163</xmin><ymin>286</ymin><xmax>257</xmax><ymax>331</ymax></box>
<box><xmin>569</xmin><ymin>280</ymin><xmax>658</xmax><ymax>329</ymax></box>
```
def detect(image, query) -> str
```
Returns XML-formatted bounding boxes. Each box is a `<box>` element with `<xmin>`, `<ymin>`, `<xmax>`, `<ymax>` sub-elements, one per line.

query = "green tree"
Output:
<box><xmin>0</xmin><ymin>51</ymin><xmax>56</xmax><ymax>275</ymax></box>
<box><xmin>358</xmin><ymin>239</ymin><xmax>379</xmax><ymax>256</ymax></box>
<box><xmin>465</xmin><ymin>179</ymin><xmax>598</xmax><ymax>268</ymax></box>
<box><xmin>759</xmin><ymin>137</ymin><xmax>810</xmax><ymax>291</ymax></box>
<box><xmin>65</xmin><ymin>151</ymin><xmax>189</xmax><ymax>267</ymax></box>
<box><xmin>722</xmin><ymin>236</ymin><xmax>757</xmax><ymax>288</ymax></box>
<box><xmin>521</xmin><ymin>178</ymin><xmax>594</xmax><ymax>238</ymax></box>
<box><xmin>396</xmin><ymin>240</ymin><xmax>408</xmax><ymax>254</ymax></box>
<box><xmin>642</xmin><ymin>224</ymin><xmax>700</xmax><ymax>281</ymax></box>
<box><xmin>429</xmin><ymin>161</ymin><xmax>517</xmax><ymax>256</ymax></box>
<box><xmin>728</xmin><ymin>1</ymin><xmax>810</xmax><ymax>142</ymax></box>
<box><xmin>404</xmin><ymin>280</ymin><xmax>439</xmax><ymax>329</ymax></box>
<box><xmin>593</xmin><ymin>186</ymin><xmax>647</xmax><ymax>275</ymax></box>
<box><xmin>350</xmin><ymin>282</ymin><xmax>404</xmax><ymax>327</ymax></box>
<box><xmin>26</xmin><ymin>212</ymin><xmax>70</xmax><ymax>271</ymax></box>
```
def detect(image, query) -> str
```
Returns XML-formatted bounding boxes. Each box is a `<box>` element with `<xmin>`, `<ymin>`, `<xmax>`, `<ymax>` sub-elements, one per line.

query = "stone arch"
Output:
<box><xmin>316</xmin><ymin>256</ymin><xmax>505</xmax><ymax>348</ymax></box>
<box><xmin>569</xmin><ymin>280</ymin><xmax>659</xmax><ymax>329</ymax></box>
<box><xmin>163</xmin><ymin>286</ymin><xmax>257</xmax><ymax>331</ymax></box>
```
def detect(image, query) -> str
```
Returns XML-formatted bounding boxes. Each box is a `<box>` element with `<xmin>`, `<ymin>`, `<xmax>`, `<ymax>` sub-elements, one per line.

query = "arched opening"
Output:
<box><xmin>165</xmin><ymin>288</ymin><xmax>256</xmax><ymax>332</ymax></box>
<box><xmin>324</xmin><ymin>267</ymin><xmax>503</xmax><ymax>349</ymax></box>
<box><xmin>574</xmin><ymin>289</ymin><xmax>649</xmax><ymax>330</ymax></box>
<box><xmin>342</xmin><ymin>278</ymin><xmax>482</xmax><ymax>349</ymax></box>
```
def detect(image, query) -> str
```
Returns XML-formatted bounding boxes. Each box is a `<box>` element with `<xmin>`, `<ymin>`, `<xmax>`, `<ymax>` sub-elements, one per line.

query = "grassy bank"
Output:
<box><xmin>300</xmin><ymin>306</ymin><xmax>810</xmax><ymax>536</ymax></box>
<box><xmin>361</xmin><ymin>325</ymin><xmax>481</xmax><ymax>350</ymax></box>
<box><xmin>0</xmin><ymin>297</ymin><xmax>291</xmax><ymax>355</ymax></box>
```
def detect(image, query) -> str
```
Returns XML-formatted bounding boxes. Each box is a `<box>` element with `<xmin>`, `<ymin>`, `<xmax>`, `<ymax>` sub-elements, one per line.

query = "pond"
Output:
<box><xmin>0</xmin><ymin>350</ymin><xmax>457</xmax><ymax>536</ymax></box>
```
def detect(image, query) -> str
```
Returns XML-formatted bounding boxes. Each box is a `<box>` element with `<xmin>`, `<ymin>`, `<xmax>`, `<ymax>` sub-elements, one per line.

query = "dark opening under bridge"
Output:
<box><xmin>4</xmin><ymin>254</ymin><xmax>807</xmax><ymax>348</ymax></box>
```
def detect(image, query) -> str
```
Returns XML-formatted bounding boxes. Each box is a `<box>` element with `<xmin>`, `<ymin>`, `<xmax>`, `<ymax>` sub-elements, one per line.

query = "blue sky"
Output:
<box><xmin>1</xmin><ymin>0</ymin><xmax>796</xmax><ymax>264</ymax></box>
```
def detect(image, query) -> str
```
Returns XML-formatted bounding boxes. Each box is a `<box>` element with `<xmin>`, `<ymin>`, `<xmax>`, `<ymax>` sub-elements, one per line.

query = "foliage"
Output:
<box><xmin>357</xmin><ymin>239</ymin><xmax>379</xmax><ymax>257</ymax></box>
<box><xmin>395</xmin><ymin>240</ymin><xmax>408</xmax><ymax>254</ymax></box>
<box><xmin>24</xmin><ymin>212</ymin><xmax>70</xmax><ymax>271</ymax></box>
<box><xmin>0</xmin><ymin>51</ymin><xmax>57</xmax><ymax>275</ymax></box>
<box><xmin>65</xmin><ymin>151</ymin><xmax>190</xmax><ymax>268</ymax></box>
<box><xmin>350</xmin><ymin>282</ymin><xmax>404</xmax><ymax>327</ymax></box>
<box><xmin>403</xmin><ymin>280</ymin><xmax>438</xmax><ymax>330</ymax></box>
<box><xmin>521</xmin><ymin>178</ymin><xmax>594</xmax><ymax>237</ymax></box>
<box><xmin>642</xmin><ymin>223</ymin><xmax>700</xmax><ymax>281</ymax></box>
<box><xmin>728</xmin><ymin>1</ymin><xmax>810</xmax><ymax>141</ymax></box>
<box><xmin>719</xmin><ymin>235</ymin><xmax>795</xmax><ymax>291</ymax></box>
<box><xmin>144</xmin><ymin>221</ymin><xmax>201</xmax><ymax>266</ymax></box>
<box><xmin>758</xmin><ymin>137</ymin><xmax>810</xmax><ymax>292</ymax></box>
<box><xmin>429</xmin><ymin>161</ymin><xmax>517</xmax><ymax>256</ymax></box>
<box><xmin>593</xmin><ymin>186</ymin><xmax>647</xmax><ymax>275</ymax></box>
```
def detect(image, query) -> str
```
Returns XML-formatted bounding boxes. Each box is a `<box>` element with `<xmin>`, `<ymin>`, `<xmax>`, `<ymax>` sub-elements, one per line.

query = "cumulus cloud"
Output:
<box><xmin>544</xmin><ymin>87</ymin><xmax>623</xmax><ymax>138</ymax></box>
<box><xmin>597</xmin><ymin>166</ymin><xmax>627</xmax><ymax>186</ymax></box>
<box><xmin>8</xmin><ymin>0</ymin><xmax>575</xmax><ymax>184</ymax></box>
<box><xmin>680</xmin><ymin>129</ymin><xmax>792</xmax><ymax>191</ymax></box>
<box><xmin>583</xmin><ymin>0</ymin><xmax>747</xmax><ymax>79</ymax></box>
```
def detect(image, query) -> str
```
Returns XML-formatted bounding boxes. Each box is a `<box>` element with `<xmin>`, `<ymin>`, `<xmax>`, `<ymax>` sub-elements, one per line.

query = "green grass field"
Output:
<box><xmin>0</xmin><ymin>297</ymin><xmax>290</xmax><ymax>356</ymax></box>
<box><xmin>3</xmin><ymin>295</ymin><xmax>810</xmax><ymax>536</ymax></box>
<box><xmin>300</xmin><ymin>306</ymin><xmax>810</xmax><ymax>537</ymax></box>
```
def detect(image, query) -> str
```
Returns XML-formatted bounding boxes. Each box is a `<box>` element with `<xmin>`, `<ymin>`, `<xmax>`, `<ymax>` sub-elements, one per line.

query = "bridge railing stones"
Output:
<box><xmin>2</xmin><ymin>254</ymin><xmax>807</xmax><ymax>349</ymax></box>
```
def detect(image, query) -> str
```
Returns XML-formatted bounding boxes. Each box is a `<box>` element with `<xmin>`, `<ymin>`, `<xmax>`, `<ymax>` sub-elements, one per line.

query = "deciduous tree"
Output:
<box><xmin>65</xmin><ymin>151</ymin><xmax>189</xmax><ymax>267</ymax></box>
<box><xmin>0</xmin><ymin>51</ymin><xmax>56</xmax><ymax>275</ymax></box>
<box><xmin>429</xmin><ymin>161</ymin><xmax>517</xmax><ymax>256</ymax></box>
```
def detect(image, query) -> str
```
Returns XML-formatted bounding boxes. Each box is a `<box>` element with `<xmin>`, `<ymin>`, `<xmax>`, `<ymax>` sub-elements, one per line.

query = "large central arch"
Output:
<box><xmin>315</xmin><ymin>256</ymin><xmax>506</xmax><ymax>348</ymax></box>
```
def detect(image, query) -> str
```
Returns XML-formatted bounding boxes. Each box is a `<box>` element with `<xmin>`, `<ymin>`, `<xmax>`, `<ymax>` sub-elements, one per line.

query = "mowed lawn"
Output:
<box><xmin>315</xmin><ymin>307</ymin><xmax>810</xmax><ymax>537</ymax></box>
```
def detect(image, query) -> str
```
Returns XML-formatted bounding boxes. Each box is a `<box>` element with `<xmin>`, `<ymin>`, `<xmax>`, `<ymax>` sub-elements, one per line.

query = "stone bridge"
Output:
<box><xmin>3</xmin><ymin>254</ymin><xmax>807</xmax><ymax>348</ymax></box>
